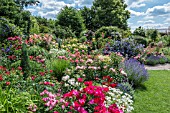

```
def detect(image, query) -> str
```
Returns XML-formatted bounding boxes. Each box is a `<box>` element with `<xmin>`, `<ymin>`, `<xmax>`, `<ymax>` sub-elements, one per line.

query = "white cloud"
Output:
<box><xmin>130</xmin><ymin>3</ymin><xmax>146</xmax><ymax>8</ymax></box>
<box><xmin>126</xmin><ymin>0</ymin><xmax>152</xmax><ymax>8</ymax></box>
<box><xmin>165</xmin><ymin>18</ymin><xmax>170</xmax><ymax>23</ymax></box>
<box><xmin>146</xmin><ymin>2</ymin><xmax>170</xmax><ymax>16</ymax></box>
<box><xmin>129</xmin><ymin>9</ymin><xmax>145</xmax><ymax>16</ymax></box>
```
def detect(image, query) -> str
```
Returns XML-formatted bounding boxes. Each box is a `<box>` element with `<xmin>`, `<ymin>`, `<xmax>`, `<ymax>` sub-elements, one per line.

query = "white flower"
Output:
<box><xmin>68</xmin><ymin>78</ymin><xmax>75</xmax><ymax>85</ymax></box>
<box><xmin>62</xmin><ymin>75</ymin><xmax>70</xmax><ymax>81</ymax></box>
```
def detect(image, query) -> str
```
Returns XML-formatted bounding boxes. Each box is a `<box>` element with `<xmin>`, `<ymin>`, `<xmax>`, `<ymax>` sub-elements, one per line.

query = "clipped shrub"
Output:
<box><xmin>120</xmin><ymin>58</ymin><xmax>149</xmax><ymax>87</ymax></box>
<box><xmin>95</xmin><ymin>26</ymin><xmax>122</xmax><ymax>39</ymax></box>
<box><xmin>133</xmin><ymin>36</ymin><xmax>148</xmax><ymax>47</ymax></box>
<box><xmin>51</xmin><ymin>59</ymin><xmax>70</xmax><ymax>81</ymax></box>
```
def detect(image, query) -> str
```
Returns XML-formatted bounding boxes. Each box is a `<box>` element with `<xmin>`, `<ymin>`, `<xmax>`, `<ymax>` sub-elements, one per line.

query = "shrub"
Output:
<box><xmin>162</xmin><ymin>47</ymin><xmax>170</xmax><ymax>56</ymax></box>
<box><xmin>53</xmin><ymin>25</ymin><xmax>76</xmax><ymax>39</ymax></box>
<box><xmin>145</xmin><ymin>55</ymin><xmax>168</xmax><ymax>66</ymax></box>
<box><xmin>0</xmin><ymin>18</ymin><xmax>22</xmax><ymax>42</ymax></box>
<box><xmin>116</xmin><ymin>82</ymin><xmax>135</xmax><ymax>96</ymax></box>
<box><xmin>50</xmin><ymin>59</ymin><xmax>70</xmax><ymax>81</ymax></box>
<box><xmin>95</xmin><ymin>26</ymin><xmax>122</xmax><ymax>39</ymax></box>
<box><xmin>120</xmin><ymin>58</ymin><xmax>149</xmax><ymax>87</ymax></box>
<box><xmin>103</xmin><ymin>39</ymin><xmax>144</xmax><ymax>58</ymax></box>
<box><xmin>79</xmin><ymin>36</ymin><xmax>87</xmax><ymax>43</ymax></box>
<box><xmin>132</xmin><ymin>36</ymin><xmax>148</xmax><ymax>47</ymax></box>
<box><xmin>80</xmin><ymin>30</ymin><xmax>94</xmax><ymax>41</ymax></box>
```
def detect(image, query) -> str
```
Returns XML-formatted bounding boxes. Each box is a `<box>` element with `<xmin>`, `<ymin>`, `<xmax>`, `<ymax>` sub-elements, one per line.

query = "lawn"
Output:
<box><xmin>132</xmin><ymin>70</ymin><xmax>170</xmax><ymax>113</ymax></box>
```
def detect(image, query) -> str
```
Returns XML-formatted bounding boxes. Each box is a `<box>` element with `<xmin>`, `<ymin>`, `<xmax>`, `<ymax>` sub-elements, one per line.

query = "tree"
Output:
<box><xmin>133</xmin><ymin>26</ymin><xmax>146</xmax><ymax>37</ymax></box>
<box><xmin>80</xmin><ymin>6</ymin><xmax>95</xmax><ymax>31</ymax></box>
<box><xmin>91</xmin><ymin>0</ymin><xmax>130</xmax><ymax>30</ymax></box>
<box><xmin>30</xmin><ymin>16</ymin><xmax>40</xmax><ymax>34</ymax></box>
<box><xmin>56</xmin><ymin>6</ymin><xmax>86</xmax><ymax>37</ymax></box>
<box><xmin>14</xmin><ymin>0</ymin><xmax>39</xmax><ymax>9</ymax></box>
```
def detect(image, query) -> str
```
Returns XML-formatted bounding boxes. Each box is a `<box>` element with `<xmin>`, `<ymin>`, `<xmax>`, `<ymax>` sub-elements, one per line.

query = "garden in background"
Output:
<box><xmin>0</xmin><ymin>0</ymin><xmax>170</xmax><ymax>113</ymax></box>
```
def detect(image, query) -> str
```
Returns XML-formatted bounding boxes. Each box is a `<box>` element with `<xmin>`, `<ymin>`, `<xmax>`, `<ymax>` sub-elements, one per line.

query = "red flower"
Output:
<box><xmin>29</xmin><ymin>56</ymin><xmax>34</xmax><ymax>60</ymax></box>
<box><xmin>39</xmin><ymin>72</ymin><xmax>45</xmax><ymax>76</ymax></box>
<box><xmin>6</xmin><ymin>82</ymin><xmax>10</xmax><ymax>85</ymax></box>
<box><xmin>109</xmin><ymin>83</ymin><xmax>117</xmax><ymax>88</ymax></box>
<box><xmin>0</xmin><ymin>75</ymin><xmax>3</xmax><ymax>81</ymax></box>
<box><xmin>50</xmin><ymin>70</ymin><xmax>53</xmax><ymax>73</ymax></box>
<box><xmin>31</xmin><ymin>76</ymin><xmax>36</xmax><ymax>80</ymax></box>
<box><xmin>84</xmin><ymin>81</ymin><xmax>93</xmax><ymax>86</ymax></box>
<box><xmin>6</xmin><ymin>71</ymin><xmax>10</xmax><ymax>75</ymax></box>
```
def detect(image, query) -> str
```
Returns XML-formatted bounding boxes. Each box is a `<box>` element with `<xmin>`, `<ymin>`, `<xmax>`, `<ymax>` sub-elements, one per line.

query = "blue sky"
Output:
<box><xmin>26</xmin><ymin>0</ymin><xmax>170</xmax><ymax>31</ymax></box>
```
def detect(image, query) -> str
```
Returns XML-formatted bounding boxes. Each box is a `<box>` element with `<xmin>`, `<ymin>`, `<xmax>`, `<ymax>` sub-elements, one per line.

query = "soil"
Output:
<box><xmin>145</xmin><ymin>63</ymin><xmax>170</xmax><ymax>70</ymax></box>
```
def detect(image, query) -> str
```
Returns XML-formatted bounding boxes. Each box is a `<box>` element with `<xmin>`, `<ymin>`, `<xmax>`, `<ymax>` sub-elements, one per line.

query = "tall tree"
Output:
<box><xmin>56</xmin><ymin>6</ymin><xmax>86</xmax><ymax>37</ymax></box>
<box><xmin>91</xmin><ymin>0</ymin><xmax>130</xmax><ymax>30</ymax></box>
<box><xmin>80</xmin><ymin>6</ymin><xmax>95</xmax><ymax>31</ymax></box>
<box><xmin>14</xmin><ymin>0</ymin><xmax>39</xmax><ymax>9</ymax></box>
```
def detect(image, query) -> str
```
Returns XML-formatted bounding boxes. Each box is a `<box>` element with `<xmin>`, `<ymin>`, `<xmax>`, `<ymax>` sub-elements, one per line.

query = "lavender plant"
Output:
<box><xmin>120</xmin><ymin>58</ymin><xmax>149</xmax><ymax>87</ymax></box>
<box><xmin>145</xmin><ymin>55</ymin><xmax>168</xmax><ymax>66</ymax></box>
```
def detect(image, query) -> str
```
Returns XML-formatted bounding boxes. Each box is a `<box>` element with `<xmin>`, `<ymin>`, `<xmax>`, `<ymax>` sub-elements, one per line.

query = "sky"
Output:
<box><xmin>26</xmin><ymin>0</ymin><xmax>170</xmax><ymax>31</ymax></box>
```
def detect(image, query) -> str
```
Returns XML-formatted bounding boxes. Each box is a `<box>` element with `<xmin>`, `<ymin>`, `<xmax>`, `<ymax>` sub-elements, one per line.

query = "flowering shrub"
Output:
<box><xmin>145</xmin><ymin>55</ymin><xmax>168</xmax><ymax>66</ymax></box>
<box><xmin>120</xmin><ymin>59</ymin><xmax>149</xmax><ymax>87</ymax></box>
<box><xmin>103</xmin><ymin>39</ymin><xmax>144</xmax><ymax>58</ymax></box>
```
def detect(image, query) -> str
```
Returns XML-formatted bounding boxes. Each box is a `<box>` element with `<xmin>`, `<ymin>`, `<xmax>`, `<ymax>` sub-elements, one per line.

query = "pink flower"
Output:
<box><xmin>6</xmin><ymin>81</ymin><xmax>10</xmax><ymax>85</ymax></box>
<box><xmin>18</xmin><ymin>66</ymin><xmax>22</xmax><ymax>70</ymax></box>
<box><xmin>78</xmin><ymin>78</ymin><xmax>83</xmax><ymax>82</ymax></box>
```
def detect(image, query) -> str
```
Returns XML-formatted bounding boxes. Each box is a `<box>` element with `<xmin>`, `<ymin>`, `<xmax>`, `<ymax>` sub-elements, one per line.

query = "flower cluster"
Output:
<box><xmin>105</xmin><ymin>87</ymin><xmax>134</xmax><ymax>113</ymax></box>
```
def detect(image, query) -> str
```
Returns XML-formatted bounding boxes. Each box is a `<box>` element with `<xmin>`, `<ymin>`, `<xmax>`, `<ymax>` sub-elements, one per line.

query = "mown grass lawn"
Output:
<box><xmin>132</xmin><ymin>70</ymin><xmax>170</xmax><ymax>113</ymax></box>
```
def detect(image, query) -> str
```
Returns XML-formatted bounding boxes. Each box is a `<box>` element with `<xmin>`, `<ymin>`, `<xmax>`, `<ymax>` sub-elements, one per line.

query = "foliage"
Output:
<box><xmin>159</xmin><ymin>35</ymin><xmax>170</xmax><ymax>46</ymax></box>
<box><xmin>0</xmin><ymin>88</ymin><xmax>34</xmax><ymax>113</ymax></box>
<box><xmin>146</xmin><ymin>29</ymin><xmax>160</xmax><ymax>42</ymax></box>
<box><xmin>0</xmin><ymin>18</ymin><xmax>22</xmax><ymax>42</ymax></box>
<box><xmin>50</xmin><ymin>59</ymin><xmax>70</xmax><ymax>81</ymax></box>
<box><xmin>103</xmin><ymin>39</ymin><xmax>144</xmax><ymax>58</ymax></box>
<box><xmin>117</xmin><ymin>82</ymin><xmax>135</xmax><ymax>96</ymax></box>
<box><xmin>133</xmin><ymin>26</ymin><xmax>146</xmax><ymax>37</ymax></box>
<box><xmin>145</xmin><ymin>55</ymin><xmax>168</xmax><ymax>66</ymax></box>
<box><xmin>162</xmin><ymin>47</ymin><xmax>170</xmax><ymax>56</ymax></box>
<box><xmin>35</xmin><ymin>16</ymin><xmax>55</xmax><ymax>33</ymax></box>
<box><xmin>30</xmin><ymin>16</ymin><xmax>40</xmax><ymax>34</ymax></box>
<box><xmin>91</xmin><ymin>0</ymin><xmax>130</xmax><ymax>30</ymax></box>
<box><xmin>20</xmin><ymin>42</ymin><xmax>30</xmax><ymax>80</ymax></box>
<box><xmin>56</xmin><ymin>6</ymin><xmax>85</xmax><ymax>37</ymax></box>
<box><xmin>132</xmin><ymin>36</ymin><xmax>149</xmax><ymax>47</ymax></box>
<box><xmin>80</xmin><ymin>6</ymin><xmax>95</xmax><ymax>30</ymax></box>
<box><xmin>95</xmin><ymin>26</ymin><xmax>122</xmax><ymax>40</ymax></box>
<box><xmin>120</xmin><ymin>58</ymin><xmax>149</xmax><ymax>87</ymax></box>
<box><xmin>80</xmin><ymin>30</ymin><xmax>95</xmax><ymax>41</ymax></box>
<box><xmin>53</xmin><ymin>25</ymin><xmax>76</xmax><ymax>39</ymax></box>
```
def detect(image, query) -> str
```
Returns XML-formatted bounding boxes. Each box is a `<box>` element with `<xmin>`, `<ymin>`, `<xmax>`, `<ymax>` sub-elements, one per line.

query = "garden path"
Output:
<box><xmin>145</xmin><ymin>64</ymin><xmax>170</xmax><ymax>70</ymax></box>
